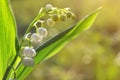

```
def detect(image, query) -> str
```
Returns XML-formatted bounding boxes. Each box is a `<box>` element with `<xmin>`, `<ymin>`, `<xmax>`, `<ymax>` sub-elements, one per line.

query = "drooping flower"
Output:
<box><xmin>30</xmin><ymin>33</ymin><xmax>43</xmax><ymax>43</ymax></box>
<box><xmin>37</xmin><ymin>27</ymin><xmax>48</xmax><ymax>37</ymax></box>
<box><xmin>47</xmin><ymin>18</ymin><xmax>55</xmax><ymax>26</ymax></box>
<box><xmin>51</xmin><ymin>14</ymin><xmax>59</xmax><ymax>21</ymax></box>
<box><xmin>23</xmin><ymin>47</ymin><xmax>36</xmax><ymax>57</ymax></box>
<box><xmin>22</xmin><ymin>57</ymin><xmax>34</xmax><ymax>66</ymax></box>
<box><xmin>45</xmin><ymin>4</ymin><xmax>54</xmax><ymax>11</ymax></box>
<box><xmin>60</xmin><ymin>14</ymin><xmax>67</xmax><ymax>21</ymax></box>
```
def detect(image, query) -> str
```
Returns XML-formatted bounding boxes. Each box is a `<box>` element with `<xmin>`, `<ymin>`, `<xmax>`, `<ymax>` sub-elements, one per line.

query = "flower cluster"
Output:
<box><xmin>45</xmin><ymin>4</ymin><xmax>76</xmax><ymax>26</ymax></box>
<box><xmin>22</xmin><ymin>26</ymin><xmax>48</xmax><ymax>66</ymax></box>
<box><xmin>21</xmin><ymin>4</ymin><xmax>76</xmax><ymax>67</ymax></box>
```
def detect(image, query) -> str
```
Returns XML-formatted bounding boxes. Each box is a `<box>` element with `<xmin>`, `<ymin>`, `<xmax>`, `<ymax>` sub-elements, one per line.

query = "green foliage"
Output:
<box><xmin>0</xmin><ymin>0</ymin><xmax>101</xmax><ymax>80</ymax></box>
<box><xmin>0</xmin><ymin>0</ymin><xmax>17</xmax><ymax>79</ymax></box>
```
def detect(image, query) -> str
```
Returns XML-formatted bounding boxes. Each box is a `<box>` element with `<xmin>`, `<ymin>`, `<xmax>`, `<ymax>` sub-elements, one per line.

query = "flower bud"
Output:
<box><xmin>36</xmin><ymin>20</ymin><xmax>45</xmax><ymax>27</ymax></box>
<box><xmin>23</xmin><ymin>47</ymin><xmax>36</xmax><ymax>57</ymax></box>
<box><xmin>35</xmin><ymin>21</ymin><xmax>41</xmax><ymax>27</ymax></box>
<box><xmin>45</xmin><ymin>4</ymin><xmax>53</xmax><ymax>11</ymax></box>
<box><xmin>22</xmin><ymin>57</ymin><xmax>34</xmax><ymax>66</ymax></box>
<box><xmin>38</xmin><ymin>27</ymin><xmax>48</xmax><ymax>37</ymax></box>
<box><xmin>66</xmin><ymin>12</ymin><xmax>72</xmax><ymax>18</ymax></box>
<box><xmin>60</xmin><ymin>14</ymin><xmax>67</xmax><ymax>21</ymax></box>
<box><xmin>47</xmin><ymin>18</ymin><xmax>55</xmax><ymax>26</ymax></box>
<box><xmin>30</xmin><ymin>33</ymin><xmax>43</xmax><ymax>43</ymax></box>
<box><xmin>51</xmin><ymin>14</ymin><xmax>59</xmax><ymax>21</ymax></box>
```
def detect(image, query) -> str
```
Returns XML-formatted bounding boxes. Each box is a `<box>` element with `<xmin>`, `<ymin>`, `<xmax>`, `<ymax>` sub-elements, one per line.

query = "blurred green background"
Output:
<box><xmin>11</xmin><ymin>0</ymin><xmax>120</xmax><ymax>80</ymax></box>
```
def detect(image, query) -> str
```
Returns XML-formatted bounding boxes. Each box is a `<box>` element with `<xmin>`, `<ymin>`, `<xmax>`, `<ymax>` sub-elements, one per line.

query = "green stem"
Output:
<box><xmin>4</xmin><ymin>8</ymin><xmax>46</xmax><ymax>80</ymax></box>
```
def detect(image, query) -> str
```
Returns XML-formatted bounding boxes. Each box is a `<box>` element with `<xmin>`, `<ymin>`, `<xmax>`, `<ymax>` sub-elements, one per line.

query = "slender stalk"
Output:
<box><xmin>3</xmin><ymin>8</ymin><xmax>46</xmax><ymax>80</ymax></box>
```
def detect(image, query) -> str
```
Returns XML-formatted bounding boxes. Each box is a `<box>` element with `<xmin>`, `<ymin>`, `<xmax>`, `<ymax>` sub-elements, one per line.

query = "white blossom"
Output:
<box><xmin>47</xmin><ymin>18</ymin><xmax>55</xmax><ymax>26</ymax></box>
<box><xmin>45</xmin><ymin>4</ymin><xmax>53</xmax><ymax>11</ymax></box>
<box><xmin>38</xmin><ymin>27</ymin><xmax>48</xmax><ymax>37</ymax></box>
<box><xmin>22</xmin><ymin>57</ymin><xmax>34</xmax><ymax>66</ymax></box>
<box><xmin>30</xmin><ymin>33</ymin><xmax>43</xmax><ymax>43</ymax></box>
<box><xmin>23</xmin><ymin>47</ymin><xmax>36</xmax><ymax>57</ymax></box>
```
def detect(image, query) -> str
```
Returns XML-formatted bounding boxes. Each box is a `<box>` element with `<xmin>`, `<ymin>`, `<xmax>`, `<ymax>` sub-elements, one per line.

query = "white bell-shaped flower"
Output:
<box><xmin>30</xmin><ymin>33</ymin><xmax>43</xmax><ymax>43</ymax></box>
<box><xmin>38</xmin><ymin>27</ymin><xmax>48</xmax><ymax>37</ymax></box>
<box><xmin>23</xmin><ymin>47</ymin><xmax>36</xmax><ymax>57</ymax></box>
<box><xmin>22</xmin><ymin>57</ymin><xmax>34</xmax><ymax>66</ymax></box>
<box><xmin>47</xmin><ymin>18</ymin><xmax>55</xmax><ymax>26</ymax></box>
<box><xmin>45</xmin><ymin>4</ymin><xmax>53</xmax><ymax>11</ymax></box>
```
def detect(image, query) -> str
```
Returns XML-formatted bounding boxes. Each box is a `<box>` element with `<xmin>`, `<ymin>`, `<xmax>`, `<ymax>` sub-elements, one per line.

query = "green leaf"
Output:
<box><xmin>15</xmin><ymin>7</ymin><xmax>101</xmax><ymax>79</ymax></box>
<box><xmin>0</xmin><ymin>0</ymin><xmax>17</xmax><ymax>79</ymax></box>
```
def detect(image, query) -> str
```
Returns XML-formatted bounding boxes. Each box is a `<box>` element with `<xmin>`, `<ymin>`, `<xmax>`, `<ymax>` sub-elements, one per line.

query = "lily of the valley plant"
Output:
<box><xmin>0</xmin><ymin>0</ymin><xmax>101</xmax><ymax>80</ymax></box>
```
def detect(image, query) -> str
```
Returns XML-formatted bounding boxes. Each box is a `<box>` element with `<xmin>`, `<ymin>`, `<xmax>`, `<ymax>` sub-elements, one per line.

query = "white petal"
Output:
<box><xmin>30</xmin><ymin>33</ymin><xmax>43</xmax><ymax>43</ymax></box>
<box><xmin>22</xmin><ymin>57</ymin><xmax>34</xmax><ymax>66</ymax></box>
<box><xmin>38</xmin><ymin>27</ymin><xmax>48</xmax><ymax>37</ymax></box>
<box><xmin>47</xmin><ymin>18</ymin><xmax>55</xmax><ymax>26</ymax></box>
<box><xmin>23</xmin><ymin>47</ymin><xmax>36</xmax><ymax>57</ymax></box>
<box><xmin>45</xmin><ymin>4</ymin><xmax>53</xmax><ymax>11</ymax></box>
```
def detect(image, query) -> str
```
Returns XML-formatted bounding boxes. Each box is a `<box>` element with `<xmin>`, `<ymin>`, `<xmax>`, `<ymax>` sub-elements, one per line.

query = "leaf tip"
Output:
<box><xmin>95</xmin><ymin>7</ymin><xmax>103</xmax><ymax>14</ymax></box>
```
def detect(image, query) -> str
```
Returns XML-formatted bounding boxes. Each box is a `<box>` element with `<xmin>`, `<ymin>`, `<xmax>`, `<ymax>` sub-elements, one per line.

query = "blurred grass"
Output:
<box><xmin>11</xmin><ymin>0</ymin><xmax>120</xmax><ymax>80</ymax></box>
